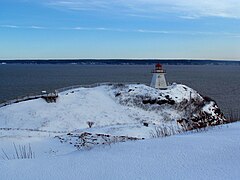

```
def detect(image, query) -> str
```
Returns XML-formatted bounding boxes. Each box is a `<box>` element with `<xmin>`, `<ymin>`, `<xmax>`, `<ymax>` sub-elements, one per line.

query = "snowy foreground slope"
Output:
<box><xmin>1</xmin><ymin>122</ymin><xmax>240</xmax><ymax>180</ymax></box>
<box><xmin>0</xmin><ymin>83</ymin><xmax>237</xmax><ymax>179</ymax></box>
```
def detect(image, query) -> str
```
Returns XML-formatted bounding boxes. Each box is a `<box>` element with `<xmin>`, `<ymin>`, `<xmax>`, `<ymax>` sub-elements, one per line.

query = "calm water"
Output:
<box><xmin>0</xmin><ymin>64</ymin><xmax>239</xmax><ymax>115</ymax></box>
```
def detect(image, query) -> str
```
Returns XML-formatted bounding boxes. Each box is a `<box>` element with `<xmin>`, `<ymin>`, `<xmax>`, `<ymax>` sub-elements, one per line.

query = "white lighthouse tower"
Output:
<box><xmin>150</xmin><ymin>63</ymin><xmax>167</xmax><ymax>89</ymax></box>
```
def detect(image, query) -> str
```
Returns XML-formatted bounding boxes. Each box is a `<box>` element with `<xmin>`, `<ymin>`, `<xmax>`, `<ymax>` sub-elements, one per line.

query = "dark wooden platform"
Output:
<box><xmin>41</xmin><ymin>92</ymin><xmax>58</xmax><ymax>103</ymax></box>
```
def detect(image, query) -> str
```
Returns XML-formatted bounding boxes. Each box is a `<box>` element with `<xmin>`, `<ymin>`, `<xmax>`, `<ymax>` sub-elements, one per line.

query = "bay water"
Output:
<box><xmin>0</xmin><ymin>64</ymin><xmax>239</xmax><ymax>116</ymax></box>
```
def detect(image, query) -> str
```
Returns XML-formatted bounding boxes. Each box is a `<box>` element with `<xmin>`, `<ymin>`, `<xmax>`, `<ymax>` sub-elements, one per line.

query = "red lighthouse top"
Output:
<box><xmin>152</xmin><ymin>63</ymin><xmax>165</xmax><ymax>73</ymax></box>
<box><xmin>155</xmin><ymin>63</ymin><xmax>162</xmax><ymax>70</ymax></box>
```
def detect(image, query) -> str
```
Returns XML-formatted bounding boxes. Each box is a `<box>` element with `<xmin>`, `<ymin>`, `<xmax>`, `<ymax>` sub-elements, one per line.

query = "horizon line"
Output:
<box><xmin>1</xmin><ymin>58</ymin><xmax>240</xmax><ymax>62</ymax></box>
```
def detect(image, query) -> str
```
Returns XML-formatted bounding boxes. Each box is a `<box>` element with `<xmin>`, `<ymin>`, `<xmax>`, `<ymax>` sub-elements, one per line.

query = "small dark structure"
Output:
<box><xmin>41</xmin><ymin>91</ymin><xmax>58</xmax><ymax>103</ymax></box>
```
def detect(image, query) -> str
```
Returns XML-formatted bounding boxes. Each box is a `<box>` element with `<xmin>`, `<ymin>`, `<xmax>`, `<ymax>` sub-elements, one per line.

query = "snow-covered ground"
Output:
<box><xmin>0</xmin><ymin>84</ymin><xmax>224</xmax><ymax>138</ymax></box>
<box><xmin>0</xmin><ymin>122</ymin><xmax>240</xmax><ymax>180</ymax></box>
<box><xmin>0</xmin><ymin>83</ymin><xmax>236</xmax><ymax>179</ymax></box>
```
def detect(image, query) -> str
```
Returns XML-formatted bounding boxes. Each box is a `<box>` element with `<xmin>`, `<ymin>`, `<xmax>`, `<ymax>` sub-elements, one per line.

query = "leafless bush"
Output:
<box><xmin>226</xmin><ymin>110</ymin><xmax>240</xmax><ymax>123</ymax></box>
<box><xmin>150</xmin><ymin>125</ymin><xmax>183</xmax><ymax>138</ymax></box>
<box><xmin>87</xmin><ymin>121</ymin><xmax>95</xmax><ymax>128</ymax></box>
<box><xmin>1</xmin><ymin>143</ymin><xmax>35</xmax><ymax>160</ymax></box>
<box><xmin>150</xmin><ymin>123</ymin><xmax>211</xmax><ymax>138</ymax></box>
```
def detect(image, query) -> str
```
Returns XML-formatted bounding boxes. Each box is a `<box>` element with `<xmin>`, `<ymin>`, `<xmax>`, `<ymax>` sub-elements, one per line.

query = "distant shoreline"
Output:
<box><xmin>1</xmin><ymin>59</ymin><xmax>240</xmax><ymax>65</ymax></box>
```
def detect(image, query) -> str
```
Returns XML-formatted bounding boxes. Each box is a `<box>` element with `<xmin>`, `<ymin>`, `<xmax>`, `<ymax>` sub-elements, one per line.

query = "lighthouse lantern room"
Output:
<box><xmin>150</xmin><ymin>63</ymin><xmax>167</xmax><ymax>89</ymax></box>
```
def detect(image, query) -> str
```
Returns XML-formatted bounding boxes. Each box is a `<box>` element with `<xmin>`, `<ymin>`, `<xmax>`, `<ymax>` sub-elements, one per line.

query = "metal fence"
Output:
<box><xmin>55</xmin><ymin>82</ymin><xmax>111</xmax><ymax>93</ymax></box>
<box><xmin>0</xmin><ymin>82</ymin><xmax>142</xmax><ymax>108</ymax></box>
<box><xmin>0</xmin><ymin>95</ymin><xmax>42</xmax><ymax>108</ymax></box>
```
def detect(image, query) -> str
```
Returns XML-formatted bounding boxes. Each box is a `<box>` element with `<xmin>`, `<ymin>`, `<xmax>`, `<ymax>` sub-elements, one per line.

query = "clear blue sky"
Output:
<box><xmin>0</xmin><ymin>0</ymin><xmax>240</xmax><ymax>60</ymax></box>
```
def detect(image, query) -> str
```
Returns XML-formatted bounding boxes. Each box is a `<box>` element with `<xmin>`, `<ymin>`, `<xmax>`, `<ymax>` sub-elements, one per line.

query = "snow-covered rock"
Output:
<box><xmin>55</xmin><ymin>132</ymin><xmax>142</xmax><ymax>150</ymax></box>
<box><xmin>109</xmin><ymin>83</ymin><xmax>226</xmax><ymax>129</ymax></box>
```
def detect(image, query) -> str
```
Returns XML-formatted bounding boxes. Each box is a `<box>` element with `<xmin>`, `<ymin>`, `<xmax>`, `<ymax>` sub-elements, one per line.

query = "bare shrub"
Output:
<box><xmin>1</xmin><ymin>143</ymin><xmax>35</xmax><ymax>160</ymax></box>
<box><xmin>150</xmin><ymin>123</ymin><xmax>214</xmax><ymax>139</ymax></box>
<box><xmin>87</xmin><ymin>121</ymin><xmax>94</xmax><ymax>128</ymax></box>
<box><xmin>226</xmin><ymin>109</ymin><xmax>240</xmax><ymax>123</ymax></box>
<box><xmin>150</xmin><ymin>125</ymin><xmax>182</xmax><ymax>138</ymax></box>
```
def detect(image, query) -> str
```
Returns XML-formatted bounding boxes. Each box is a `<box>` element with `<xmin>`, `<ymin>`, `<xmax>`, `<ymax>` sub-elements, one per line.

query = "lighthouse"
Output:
<box><xmin>150</xmin><ymin>63</ymin><xmax>167</xmax><ymax>89</ymax></box>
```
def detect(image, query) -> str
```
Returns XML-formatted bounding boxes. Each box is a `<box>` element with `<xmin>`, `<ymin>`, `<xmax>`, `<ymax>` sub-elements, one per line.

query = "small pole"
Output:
<box><xmin>189</xmin><ymin>91</ymin><xmax>192</xmax><ymax>119</ymax></box>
